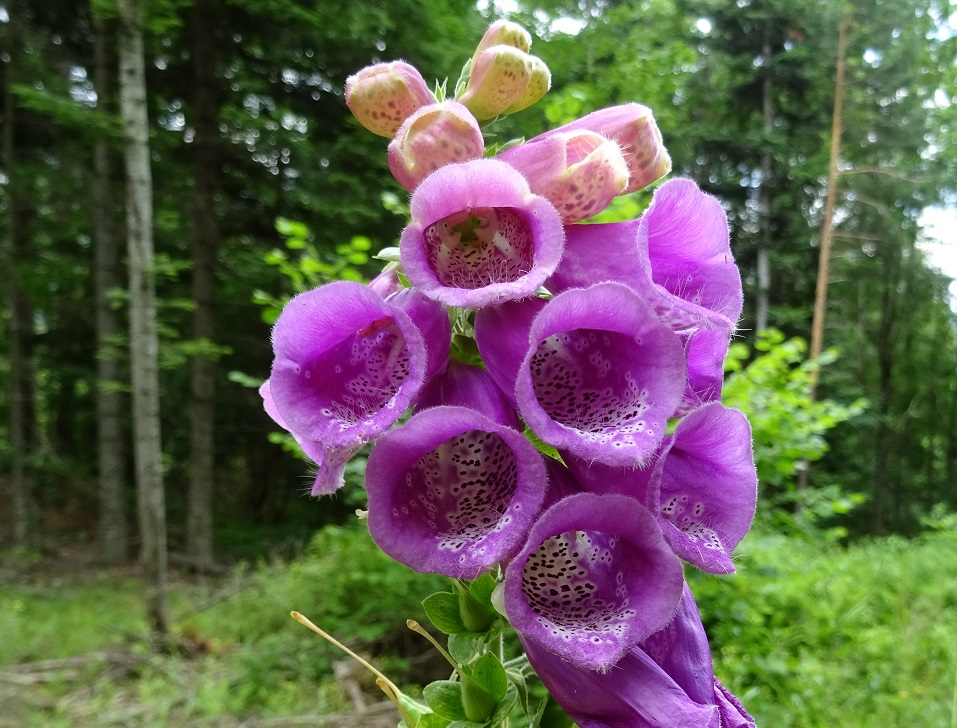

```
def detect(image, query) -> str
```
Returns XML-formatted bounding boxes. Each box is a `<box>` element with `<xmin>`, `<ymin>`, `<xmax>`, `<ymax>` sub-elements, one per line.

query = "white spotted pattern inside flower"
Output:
<box><xmin>660</xmin><ymin>493</ymin><xmax>724</xmax><ymax>551</ymax></box>
<box><xmin>424</xmin><ymin>206</ymin><xmax>533</xmax><ymax>289</ymax></box>
<box><xmin>522</xmin><ymin>530</ymin><xmax>634</xmax><ymax>645</ymax></box>
<box><xmin>530</xmin><ymin>329</ymin><xmax>652</xmax><ymax>443</ymax></box>
<box><xmin>394</xmin><ymin>430</ymin><xmax>519</xmax><ymax>553</ymax></box>
<box><xmin>306</xmin><ymin>320</ymin><xmax>410</xmax><ymax>431</ymax></box>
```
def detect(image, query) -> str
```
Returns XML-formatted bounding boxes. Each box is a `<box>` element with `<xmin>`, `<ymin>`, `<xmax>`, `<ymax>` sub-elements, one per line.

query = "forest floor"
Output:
<box><xmin>0</xmin><ymin>539</ymin><xmax>411</xmax><ymax>728</ymax></box>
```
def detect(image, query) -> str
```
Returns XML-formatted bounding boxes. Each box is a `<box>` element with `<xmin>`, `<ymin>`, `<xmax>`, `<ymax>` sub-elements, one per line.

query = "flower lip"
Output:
<box><xmin>399</xmin><ymin>159</ymin><xmax>564</xmax><ymax>308</ymax></box>
<box><xmin>515</xmin><ymin>281</ymin><xmax>685</xmax><ymax>467</ymax></box>
<box><xmin>650</xmin><ymin>402</ymin><xmax>757</xmax><ymax>574</ymax></box>
<box><xmin>504</xmin><ymin>492</ymin><xmax>684</xmax><ymax>671</ymax></box>
<box><xmin>268</xmin><ymin>281</ymin><xmax>428</xmax><ymax>448</ymax></box>
<box><xmin>366</xmin><ymin>405</ymin><xmax>547</xmax><ymax>579</ymax></box>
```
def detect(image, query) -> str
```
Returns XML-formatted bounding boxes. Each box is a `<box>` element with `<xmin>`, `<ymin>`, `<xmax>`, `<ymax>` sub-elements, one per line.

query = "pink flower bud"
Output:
<box><xmin>387</xmin><ymin>101</ymin><xmax>485</xmax><ymax>191</ymax></box>
<box><xmin>503</xmin><ymin>55</ymin><xmax>551</xmax><ymax>115</ymax></box>
<box><xmin>544</xmin><ymin>103</ymin><xmax>672</xmax><ymax>194</ymax></box>
<box><xmin>459</xmin><ymin>45</ymin><xmax>534</xmax><ymax>121</ymax></box>
<box><xmin>471</xmin><ymin>20</ymin><xmax>532</xmax><ymax>65</ymax></box>
<box><xmin>345</xmin><ymin>61</ymin><xmax>434</xmax><ymax>138</ymax></box>
<box><xmin>498</xmin><ymin>130</ymin><xmax>629</xmax><ymax>223</ymax></box>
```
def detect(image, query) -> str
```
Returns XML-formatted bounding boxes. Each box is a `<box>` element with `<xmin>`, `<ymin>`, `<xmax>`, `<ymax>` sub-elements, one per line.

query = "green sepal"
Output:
<box><xmin>454</xmin><ymin>581</ymin><xmax>495</xmax><ymax>633</ymax></box>
<box><xmin>459</xmin><ymin>673</ymin><xmax>497</xmax><ymax>723</ymax></box>
<box><xmin>469</xmin><ymin>652</ymin><xmax>508</xmax><ymax>702</ymax></box>
<box><xmin>423</xmin><ymin>681</ymin><xmax>468</xmax><ymax>721</ymax></box>
<box><xmin>446</xmin><ymin>721</ymin><xmax>485</xmax><ymax>728</ymax></box>
<box><xmin>468</xmin><ymin>573</ymin><xmax>497</xmax><ymax>604</ymax></box>
<box><xmin>423</xmin><ymin>592</ymin><xmax>467</xmax><ymax>634</ymax></box>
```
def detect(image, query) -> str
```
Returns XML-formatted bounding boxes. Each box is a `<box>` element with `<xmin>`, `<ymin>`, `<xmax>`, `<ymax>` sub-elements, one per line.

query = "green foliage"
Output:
<box><xmin>722</xmin><ymin>330</ymin><xmax>867</xmax><ymax>528</ymax></box>
<box><xmin>252</xmin><ymin>218</ymin><xmax>374</xmax><ymax>325</ymax></box>
<box><xmin>689</xmin><ymin>529</ymin><xmax>957</xmax><ymax>728</ymax></box>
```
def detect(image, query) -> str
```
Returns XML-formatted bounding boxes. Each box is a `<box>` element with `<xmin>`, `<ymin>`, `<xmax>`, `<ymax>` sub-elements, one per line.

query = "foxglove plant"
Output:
<box><xmin>266</xmin><ymin>18</ymin><xmax>759</xmax><ymax>728</ymax></box>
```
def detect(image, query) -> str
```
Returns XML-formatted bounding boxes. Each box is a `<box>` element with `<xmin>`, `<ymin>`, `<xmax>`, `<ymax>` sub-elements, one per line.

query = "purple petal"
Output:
<box><xmin>562</xmin><ymin>451</ymin><xmax>657</xmax><ymax>503</ymax></box>
<box><xmin>515</xmin><ymin>282</ymin><xmax>685</xmax><ymax>466</ymax></box>
<box><xmin>386</xmin><ymin>286</ymin><xmax>452</xmax><ymax>383</ymax></box>
<box><xmin>365</xmin><ymin>405</ymin><xmax>547</xmax><ymax>579</ymax></box>
<box><xmin>399</xmin><ymin>159</ymin><xmax>565</xmax><ymax>308</ymax></box>
<box><xmin>713</xmin><ymin>678</ymin><xmax>757</xmax><ymax>728</ymax></box>
<box><xmin>387</xmin><ymin>101</ymin><xmax>484</xmax><ymax>191</ymax></box>
<box><xmin>549</xmin><ymin>180</ymin><xmax>742</xmax><ymax>333</ymax></box>
<box><xmin>474</xmin><ymin>296</ymin><xmax>546</xmax><ymax>408</ymax></box>
<box><xmin>639</xmin><ymin>179</ymin><xmax>743</xmax><ymax>324</ymax></box>
<box><xmin>547</xmin><ymin>218</ymin><xmax>649</xmax><ymax>294</ymax></box>
<box><xmin>639</xmin><ymin>583</ymin><xmax>714</xmax><ymax>706</ymax></box>
<box><xmin>652</xmin><ymin>403</ymin><xmax>757</xmax><ymax>574</ymax></box>
<box><xmin>260</xmin><ymin>379</ymin><xmax>326</xmax><ymax>464</ymax></box>
<box><xmin>677</xmin><ymin>314</ymin><xmax>734</xmax><ymax>415</ymax></box>
<box><xmin>269</xmin><ymin>281</ymin><xmax>428</xmax><ymax>448</ymax></box>
<box><xmin>417</xmin><ymin>361</ymin><xmax>521</xmax><ymax>429</ymax></box>
<box><xmin>310</xmin><ymin>443</ymin><xmax>363</xmax><ymax>496</ymax></box>
<box><xmin>521</xmin><ymin>635</ymin><xmax>717</xmax><ymax>728</ymax></box>
<box><xmin>504</xmin><ymin>492</ymin><xmax>683</xmax><ymax>670</ymax></box>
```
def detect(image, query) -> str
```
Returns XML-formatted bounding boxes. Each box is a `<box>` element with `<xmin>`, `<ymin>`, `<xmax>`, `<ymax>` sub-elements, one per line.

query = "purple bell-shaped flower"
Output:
<box><xmin>503</xmin><ymin>491</ymin><xmax>684</xmax><ymax>671</ymax></box>
<box><xmin>265</xmin><ymin>280</ymin><xmax>450</xmax><ymax>451</ymax></box>
<box><xmin>521</xmin><ymin>582</ymin><xmax>756</xmax><ymax>728</ymax></box>
<box><xmin>477</xmin><ymin>282</ymin><xmax>685</xmax><ymax>466</ymax></box>
<box><xmin>365</xmin><ymin>364</ymin><xmax>547</xmax><ymax>579</ymax></box>
<box><xmin>650</xmin><ymin>402</ymin><xmax>757</xmax><ymax>575</ymax></box>
<box><xmin>399</xmin><ymin>159</ymin><xmax>565</xmax><ymax>308</ymax></box>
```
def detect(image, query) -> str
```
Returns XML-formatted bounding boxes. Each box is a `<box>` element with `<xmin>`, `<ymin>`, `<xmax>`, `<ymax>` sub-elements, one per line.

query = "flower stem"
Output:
<box><xmin>406</xmin><ymin>619</ymin><xmax>465</xmax><ymax>681</ymax></box>
<box><xmin>290</xmin><ymin>611</ymin><xmax>411</xmax><ymax>725</ymax></box>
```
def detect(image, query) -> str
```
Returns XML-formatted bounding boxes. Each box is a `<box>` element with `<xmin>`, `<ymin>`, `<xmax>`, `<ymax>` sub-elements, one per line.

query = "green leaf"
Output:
<box><xmin>398</xmin><ymin>694</ymin><xmax>434</xmax><ymax>727</ymax></box>
<box><xmin>275</xmin><ymin>217</ymin><xmax>310</xmax><ymax>239</ymax></box>
<box><xmin>488</xmin><ymin>683</ymin><xmax>519</xmax><ymax>725</ymax></box>
<box><xmin>469</xmin><ymin>652</ymin><xmax>507</xmax><ymax>701</ymax></box>
<box><xmin>454</xmin><ymin>581</ymin><xmax>495</xmax><ymax>633</ymax></box>
<box><xmin>448</xmin><ymin>631</ymin><xmax>486</xmax><ymax>665</ymax></box>
<box><xmin>227</xmin><ymin>371</ymin><xmax>264</xmax><ymax>389</ymax></box>
<box><xmin>417</xmin><ymin>713</ymin><xmax>452</xmax><ymax>728</ymax></box>
<box><xmin>351</xmin><ymin>235</ymin><xmax>373</xmax><ymax>251</ymax></box>
<box><xmin>459</xmin><ymin>673</ymin><xmax>496</xmax><ymax>722</ymax></box>
<box><xmin>423</xmin><ymin>681</ymin><xmax>467</xmax><ymax>721</ymax></box>
<box><xmin>506</xmin><ymin>668</ymin><xmax>529</xmax><ymax>715</ymax></box>
<box><xmin>423</xmin><ymin>592</ymin><xmax>467</xmax><ymax>634</ymax></box>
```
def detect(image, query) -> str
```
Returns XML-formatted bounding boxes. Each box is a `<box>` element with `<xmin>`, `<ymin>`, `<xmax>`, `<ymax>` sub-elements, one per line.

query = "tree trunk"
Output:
<box><xmin>808</xmin><ymin>17</ymin><xmax>849</xmax><ymax>390</ymax></box>
<box><xmin>3</xmin><ymin>0</ymin><xmax>33</xmax><ymax>546</ymax></box>
<box><xmin>755</xmin><ymin>20</ymin><xmax>772</xmax><ymax>334</ymax></box>
<box><xmin>93</xmin><ymin>18</ymin><xmax>129</xmax><ymax>564</ymax></box>
<box><xmin>186</xmin><ymin>0</ymin><xmax>220</xmax><ymax>568</ymax></box>
<box><xmin>117</xmin><ymin>0</ymin><xmax>169</xmax><ymax>635</ymax></box>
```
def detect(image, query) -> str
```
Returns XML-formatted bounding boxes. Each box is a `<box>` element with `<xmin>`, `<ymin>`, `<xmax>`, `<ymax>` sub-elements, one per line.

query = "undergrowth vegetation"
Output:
<box><xmin>3</xmin><ymin>523</ymin><xmax>957</xmax><ymax>727</ymax></box>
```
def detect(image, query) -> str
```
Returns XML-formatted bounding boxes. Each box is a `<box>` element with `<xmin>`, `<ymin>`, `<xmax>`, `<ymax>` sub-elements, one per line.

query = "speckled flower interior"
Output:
<box><xmin>423</xmin><ymin>206</ymin><xmax>534</xmax><ymax>289</ymax></box>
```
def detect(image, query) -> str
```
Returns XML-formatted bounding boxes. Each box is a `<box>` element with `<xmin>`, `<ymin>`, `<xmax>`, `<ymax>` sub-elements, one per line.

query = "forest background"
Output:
<box><xmin>2</xmin><ymin>0</ymin><xmax>957</xmax><ymax>726</ymax></box>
